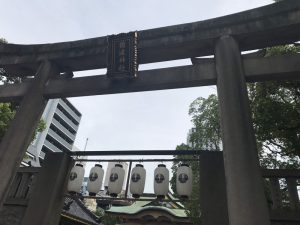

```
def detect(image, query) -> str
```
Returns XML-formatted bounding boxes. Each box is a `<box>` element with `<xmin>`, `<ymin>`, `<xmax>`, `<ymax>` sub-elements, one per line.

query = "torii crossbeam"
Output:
<box><xmin>0</xmin><ymin>1</ymin><xmax>299</xmax><ymax>225</ymax></box>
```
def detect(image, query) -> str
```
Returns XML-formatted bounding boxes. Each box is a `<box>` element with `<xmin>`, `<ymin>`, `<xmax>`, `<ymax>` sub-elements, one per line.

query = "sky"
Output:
<box><xmin>0</xmin><ymin>0</ymin><xmax>273</xmax><ymax>192</ymax></box>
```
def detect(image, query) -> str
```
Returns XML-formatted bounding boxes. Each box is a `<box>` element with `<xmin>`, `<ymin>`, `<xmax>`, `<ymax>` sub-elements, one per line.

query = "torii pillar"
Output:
<box><xmin>0</xmin><ymin>61</ymin><xmax>59</xmax><ymax>207</ymax></box>
<box><xmin>215</xmin><ymin>35</ymin><xmax>271</xmax><ymax>225</ymax></box>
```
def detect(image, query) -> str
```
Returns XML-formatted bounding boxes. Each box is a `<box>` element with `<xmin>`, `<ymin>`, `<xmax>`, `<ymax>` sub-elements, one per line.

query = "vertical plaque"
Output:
<box><xmin>107</xmin><ymin>32</ymin><xmax>138</xmax><ymax>78</ymax></box>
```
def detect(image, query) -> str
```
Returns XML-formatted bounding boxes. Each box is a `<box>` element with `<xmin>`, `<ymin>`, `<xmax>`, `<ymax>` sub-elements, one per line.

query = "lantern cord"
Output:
<box><xmin>69</xmin><ymin>149</ymin><xmax>212</xmax><ymax>157</ymax></box>
<box><xmin>83</xmin><ymin>138</ymin><xmax>89</xmax><ymax>152</ymax></box>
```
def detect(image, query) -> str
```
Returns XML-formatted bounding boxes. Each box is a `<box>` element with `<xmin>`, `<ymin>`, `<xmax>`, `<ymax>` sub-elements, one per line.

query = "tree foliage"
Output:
<box><xmin>170</xmin><ymin>143</ymin><xmax>201</xmax><ymax>225</ymax></box>
<box><xmin>0</xmin><ymin>102</ymin><xmax>46</xmax><ymax>143</ymax></box>
<box><xmin>98</xmin><ymin>212</ymin><xmax>120</xmax><ymax>225</ymax></box>
<box><xmin>188</xmin><ymin>94</ymin><xmax>221</xmax><ymax>150</ymax></box>
<box><xmin>171</xmin><ymin>44</ymin><xmax>300</xmax><ymax>224</ymax></box>
<box><xmin>248</xmin><ymin>45</ymin><xmax>300</xmax><ymax>168</ymax></box>
<box><xmin>0</xmin><ymin>103</ymin><xmax>15</xmax><ymax>141</ymax></box>
<box><xmin>179</xmin><ymin>44</ymin><xmax>300</xmax><ymax>166</ymax></box>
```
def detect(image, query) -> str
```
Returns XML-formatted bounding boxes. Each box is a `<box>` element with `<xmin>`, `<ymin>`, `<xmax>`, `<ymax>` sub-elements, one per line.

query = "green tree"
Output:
<box><xmin>0</xmin><ymin>103</ymin><xmax>15</xmax><ymax>140</ymax></box>
<box><xmin>171</xmin><ymin>95</ymin><xmax>221</xmax><ymax>224</ymax></box>
<box><xmin>0</xmin><ymin>102</ymin><xmax>46</xmax><ymax>143</ymax></box>
<box><xmin>100</xmin><ymin>213</ymin><xmax>120</xmax><ymax>225</ymax></box>
<box><xmin>249</xmin><ymin>45</ymin><xmax>300</xmax><ymax>170</ymax></box>
<box><xmin>178</xmin><ymin>45</ymin><xmax>300</xmax><ymax>167</ymax></box>
<box><xmin>188</xmin><ymin>94</ymin><xmax>221</xmax><ymax>150</ymax></box>
<box><xmin>171</xmin><ymin>144</ymin><xmax>201</xmax><ymax>225</ymax></box>
<box><xmin>172</xmin><ymin>44</ymin><xmax>300</xmax><ymax>224</ymax></box>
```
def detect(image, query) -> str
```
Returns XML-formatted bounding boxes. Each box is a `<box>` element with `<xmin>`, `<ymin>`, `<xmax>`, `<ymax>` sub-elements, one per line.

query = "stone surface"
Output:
<box><xmin>0</xmin><ymin>205</ymin><xmax>26</xmax><ymax>225</ymax></box>
<box><xmin>215</xmin><ymin>35</ymin><xmax>270</xmax><ymax>225</ymax></box>
<box><xmin>0</xmin><ymin>0</ymin><xmax>299</xmax><ymax>75</ymax></box>
<box><xmin>0</xmin><ymin>61</ymin><xmax>59</xmax><ymax>207</ymax></box>
<box><xmin>21</xmin><ymin>153</ymin><xmax>74</xmax><ymax>225</ymax></box>
<box><xmin>199</xmin><ymin>151</ymin><xmax>229</xmax><ymax>225</ymax></box>
<box><xmin>0</xmin><ymin>54</ymin><xmax>300</xmax><ymax>102</ymax></box>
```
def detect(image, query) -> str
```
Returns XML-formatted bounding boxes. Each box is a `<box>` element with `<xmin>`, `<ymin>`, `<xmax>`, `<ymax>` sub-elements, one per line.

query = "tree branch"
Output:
<box><xmin>268</xmin><ymin>140</ymin><xmax>285</xmax><ymax>150</ymax></box>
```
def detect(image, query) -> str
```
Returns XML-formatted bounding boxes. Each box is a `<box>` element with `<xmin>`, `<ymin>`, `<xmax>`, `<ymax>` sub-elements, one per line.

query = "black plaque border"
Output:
<box><xmin>107</xmin><ymin>32</ymin><xmax>138</xmax><ymax>79</ymax></box>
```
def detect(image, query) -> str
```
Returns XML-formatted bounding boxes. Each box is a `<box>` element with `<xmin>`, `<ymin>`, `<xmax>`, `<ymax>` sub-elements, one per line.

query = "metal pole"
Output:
<box><xmin>83</xmin><ymin>138</ymin><xmax>89</xmax><ymax>151</ymax></box>
<box><xmin>73</xmin><ymin>158</ymin><xmax>201</xmax><ymax>162</ymax></box>
<box><xmin>70</xmin><ymin>150</ymin><xmax>209</xmax><ymax>156</ymax></box>
<box><xmin>125</xmin><ymin>161</ymin><xmax>132</xmax><ymax>198</ymax></box>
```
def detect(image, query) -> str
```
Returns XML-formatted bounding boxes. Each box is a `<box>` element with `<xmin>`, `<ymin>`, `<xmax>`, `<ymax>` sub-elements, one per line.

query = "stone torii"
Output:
<box><xmin>0</xmin><ymin>1</ymin><xmax>299</xmax><ymax>225</ymax></box>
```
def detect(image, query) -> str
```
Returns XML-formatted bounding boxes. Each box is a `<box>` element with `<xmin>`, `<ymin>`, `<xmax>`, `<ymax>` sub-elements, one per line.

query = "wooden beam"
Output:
<box><xmin>0</xmin><ymin>61</ymin><xmax>59</xmax><ymax>208</ymax></box>
<box><xmin>0</xmin><ymin>54</ymin><xmax>299</xmax><ymax>102</ymax></box>
<box><xmin>0</xmin><ymin>0</ymin><xmax>299</xmax><ymax>75</ymax></box>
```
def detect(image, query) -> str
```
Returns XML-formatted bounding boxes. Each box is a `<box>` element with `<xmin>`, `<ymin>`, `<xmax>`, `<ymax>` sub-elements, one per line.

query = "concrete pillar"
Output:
<box><xmin>269</xmin><ymin>178</ymin><xmax>281</xmax><ymax>209</ymax></box>
<box><xmin>199</xmin><ymin>151</ymin><xmax>229</xmax><ymax>225</ymax></box>
<box><xmin>215</xmin><ymin>35</ymin><xmax>270</xmax><ymax>225</ymax></box>
<box><xmin>286</xmin><ymin>178</ymin><xmax>299</xmax><ymax>210</ymax></box>
<box><xmin>21</xmin><ymin>152</ymin><xmax>74</xmax><ymax>225</ymax></box>
<box><xmin>0</xmin><ymin>61</ymin><xmax>59</xmax><ymax>207</ymax></box>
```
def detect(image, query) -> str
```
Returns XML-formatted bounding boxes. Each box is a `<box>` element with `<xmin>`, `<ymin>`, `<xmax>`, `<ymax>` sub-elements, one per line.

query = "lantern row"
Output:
<box><xmin>68</xmin><ymin>163</ymin><xmax>193</xmax><ymax>199</ymax></box>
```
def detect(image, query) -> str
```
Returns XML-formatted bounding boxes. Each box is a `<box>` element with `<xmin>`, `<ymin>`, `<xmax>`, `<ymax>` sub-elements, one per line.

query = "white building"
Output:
<box><xmin>23</xmin><ymin>98</ymin><xmax>82</xmax><ymax>167</ymax></box>
<box><xmin>186</xmin><ymin>128</ymin><xmax>196</xmax><ymax>148</ymax></box>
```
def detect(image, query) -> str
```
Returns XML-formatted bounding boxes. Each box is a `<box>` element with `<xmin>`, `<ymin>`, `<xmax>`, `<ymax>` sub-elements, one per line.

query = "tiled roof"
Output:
<box><xmin>62</xmin><ymin>197</ymin><xmax>101</xmax><ymax>225</ymax></box>
<box><xmin>107</xmin><ymin>193</ymin><xmax>188</xmax><ymax>218</ymax></box>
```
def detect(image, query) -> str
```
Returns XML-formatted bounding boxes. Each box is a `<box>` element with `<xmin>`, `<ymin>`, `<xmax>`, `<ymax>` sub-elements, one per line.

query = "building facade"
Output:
<box><xmin>24</xmin><ymin>98</ymin><xmax>82</xmax><ymax>166</ymax></box>
<box><xmin>186</xmin><ymin>128</ymin><xmax>196</xmax><ymax>148</ymax></box>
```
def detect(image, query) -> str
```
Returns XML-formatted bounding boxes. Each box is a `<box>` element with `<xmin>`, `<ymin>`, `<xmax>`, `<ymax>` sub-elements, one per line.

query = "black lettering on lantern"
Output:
<box><xmin>131</xmin><ymin>173</ymin><xmax>141</xmax><ymax>183</ymax></box>
<box><xmin>155</xmin><ymin>174</ymin><xmax>165</xmax><ymax>184</ymax></box>
<box><xmin>178</xmin><ymin>173</ymin><xmax>188</xmax><ymax>183</ymax></box>
<box><xmin>89</xmin><ymin>172</ymin><xmax>98</xmax><ymax>182</ymax></box>
<box><xmin>70</xmin><ymin>172</ymin><xmax>77</xmax><ymax>181</ymax></box>
<box><xmin>110</xmin><ymin>173</ymin><xmax>118</xmax><ymax>182</ymax></box>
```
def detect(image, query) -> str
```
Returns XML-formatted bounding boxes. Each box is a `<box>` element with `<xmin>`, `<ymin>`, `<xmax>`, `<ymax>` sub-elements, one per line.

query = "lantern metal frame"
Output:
<box><xmin>68</xmin><ymin>149</ymin><xmax>207</xmax><ymax>203</ymax></box>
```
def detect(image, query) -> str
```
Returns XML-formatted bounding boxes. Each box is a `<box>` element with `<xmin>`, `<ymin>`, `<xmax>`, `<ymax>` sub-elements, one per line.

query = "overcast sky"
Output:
<box><xmin>0</xmin><ymin>0</ymin><xmax>273</xmax><ymax>192</ymax></box>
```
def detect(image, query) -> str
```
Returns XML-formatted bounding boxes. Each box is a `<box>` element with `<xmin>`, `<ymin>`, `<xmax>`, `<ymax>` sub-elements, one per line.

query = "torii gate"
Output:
<box><xmin>0</xmin><ymin>1</ymin><xmax>299</xmax><ymax>225</ymax></box>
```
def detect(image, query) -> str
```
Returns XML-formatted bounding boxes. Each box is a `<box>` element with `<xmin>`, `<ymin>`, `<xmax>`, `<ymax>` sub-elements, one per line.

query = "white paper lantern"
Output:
<box><xmin>87</xmin><ymin>164</ymin><xmax>104</xmax><ymax>196</ymax></box>
<box><xmin>176</xmin><ymin>164</ymin><xmax>193</xmax><ymax>198</ymax></box>
<box><xmin>154</xmin><ymin>164</ymin><xmax>169</xmax><ymax>198</ymax></box>
<box><xmin>130</xmin><ymin>164</ymin><xmax>146</xmax><ymax>198</ymax></box>
<box><xmin>68</xmin><ymin>163</ymin><xmax>85</xmax><ymax>194</ymax></box>
<box><xmin>108</xmin><ymin>164</ymin><xmax>125</xmax><ymax>197</ymax></box>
